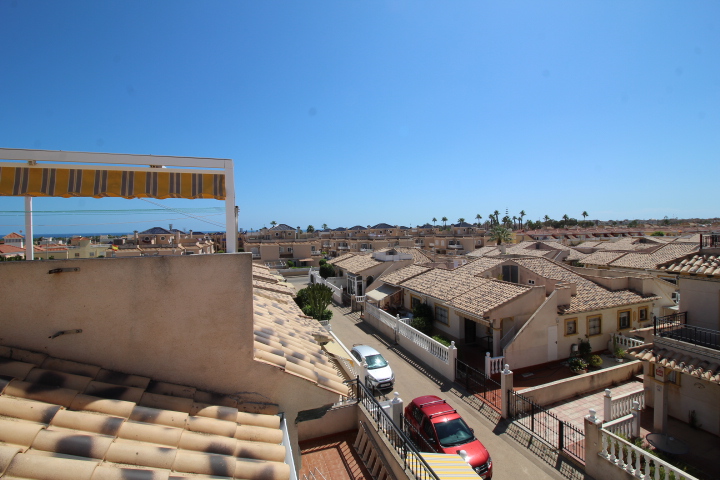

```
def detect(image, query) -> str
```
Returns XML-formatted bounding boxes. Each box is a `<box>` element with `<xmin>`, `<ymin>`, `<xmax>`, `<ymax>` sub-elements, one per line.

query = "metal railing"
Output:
<box><xmin>507</xmin><ymin>389</ymin><xmax>585</xmax><ymax>464</ymax></box>
<box><xmin>700</xmin><ymin>233</ymin><xmax>719</xmax><ymax>249</ymax></box>
<box><xmin>350</xmin><ymin>378</ymin><xmax>440</xmax><ymax>480</ymax></box>
<box><xmin>455</xmin><ymin>359</ymin><xmax>502</xmax><ymax>411</ymax></box>
<box><xmin>655</xmin><ymin>312</ymin><xmax>720</xmax><ymax>350</ymax></box>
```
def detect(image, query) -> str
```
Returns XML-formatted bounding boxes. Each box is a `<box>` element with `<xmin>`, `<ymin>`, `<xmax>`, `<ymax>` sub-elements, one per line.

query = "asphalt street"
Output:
<box><xmin>285</xmin><ymin>275</ymin><xmax>587</xmax><ymax>480</ymax></box>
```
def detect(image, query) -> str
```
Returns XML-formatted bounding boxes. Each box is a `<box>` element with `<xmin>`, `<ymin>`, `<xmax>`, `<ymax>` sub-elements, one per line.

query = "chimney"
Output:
<box><xmin>189</xmin><ymin>230</ymin><xmax>193</xmax><ymax>237</ymax></box>
<box><xmin>175</xmin><ymin>230</ymin><xmax>181</xmax><ymax>244</ymax></box>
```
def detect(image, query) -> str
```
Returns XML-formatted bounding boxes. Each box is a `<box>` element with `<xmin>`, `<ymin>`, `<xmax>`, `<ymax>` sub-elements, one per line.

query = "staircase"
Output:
<box><xmin>354</xmin><ymin>421</ymin><xmax>393</xmax><ymax>480</ymax></box>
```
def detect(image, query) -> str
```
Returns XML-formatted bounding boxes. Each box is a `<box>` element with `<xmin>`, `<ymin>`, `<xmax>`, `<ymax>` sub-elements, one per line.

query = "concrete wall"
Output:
<box><xmin>504</xmin><ymin>291</ymin><xmax>559</xmax><ymax>369</ymax></box>
<box><xmin>518</xmin><ymin>361</ymin><xmax>643</xmax><ymax>407</ymax></box>
<box><xmin>297</xmin><ymin>404</ymin><xmax>358</xmax><ymax>441</ymax></box>
<box><xmin>679</xmin><ymin>276</ymin><xmax>720</xmax><ymax>330</ymax></box>
<box><xmin>0</xmin><ymin>254</ymin><xmax>340</xmax><ymax>463</ymax></box>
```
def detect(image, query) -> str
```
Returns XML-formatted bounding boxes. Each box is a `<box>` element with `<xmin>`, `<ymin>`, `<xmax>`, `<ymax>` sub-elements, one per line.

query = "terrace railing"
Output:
<box><xmin>655</xmin><ymin>312</ymin><xmax>720</xmax><ymax>350</ymax></box>
<box><xmin>604</xmin><ymin>388</ymin><xmax>645</xmax><ymax>422</ymax></box>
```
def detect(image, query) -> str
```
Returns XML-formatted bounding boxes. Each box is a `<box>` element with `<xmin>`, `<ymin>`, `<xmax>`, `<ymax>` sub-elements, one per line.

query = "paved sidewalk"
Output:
<box><xmin>544</xmin><ymin>379</ymin><xmax>644</xmax><ymax>427</ymax></box>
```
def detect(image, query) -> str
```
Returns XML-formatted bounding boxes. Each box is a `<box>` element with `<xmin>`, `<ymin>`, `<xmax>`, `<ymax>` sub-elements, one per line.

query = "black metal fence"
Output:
<box><xmin>350</xmin><ymin>378</ymin><xmax>440</xmax><ymax>480</ymax></box>
<box><xmin>655</xmin><ymin>312</ymin><xmax>720</xmax><ymax>350</ymax></box>
<box><xmin>507</xmin><ymin>389</ymin><xmax>585</xmax><ymax>464</ymax></box>
<box><xmin>455</xmin><ymin>358</ymin><xmax>503</xmax><ymax>411</ymax></box>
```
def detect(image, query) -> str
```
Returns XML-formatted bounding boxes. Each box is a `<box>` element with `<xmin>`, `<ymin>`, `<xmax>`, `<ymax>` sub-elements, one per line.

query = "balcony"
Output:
<box><xmin>654</xmin><ymin>312</ymin><xmax>720</xmax><ymax>351</ymax></box>
<box><xmin>360</xmin><ymin>248</ymin><xmax>373</xmax><ymax>252</ymax></box>
<box><xmin>338</xmin><ymin>245</ymin><xmax>349</xmax><ymax>250</ymax></box>
<box><xmin>252</xmin><ymin>253</ymin><xmax>260</xmax><ymax>259</ymax></box>
<box><xmin>701</xmin><ymin>233</ymin><xmax>720</xmax><ymax>249</ymax></box>
<box><xmin>311</xmin><ymin>250</ymin><xmax>321</xmax><ymax>255</ymax></box>
<box><xmin>448</xmin><ymin>243</ymin><xmax>462</xmax><ymax>249</ymax></box>
<box><xmin>322</xmin><ymin>243</ymin><xmax>331</xmax><ymax>248</ymax></box>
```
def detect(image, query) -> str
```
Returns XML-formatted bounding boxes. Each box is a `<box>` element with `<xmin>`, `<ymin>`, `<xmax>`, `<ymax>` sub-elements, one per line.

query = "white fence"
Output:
<box><xmin>613</xmin><ymin>333</ymin><xmax>646</xmax><ymax>350</ymax></box>
<box><xmin>604</xmin><ymin>388</ymin><xmax>645</xmax><ymax>422</ymax></box>
<box><xmin>309</xmin><ymin>271</ymin><xmax>344</xmax><ymax>305</ymax></box>
<box><xmin>363</xmin><ymin>302</ymin><xmax>457</xmax><ymax>381</ymax></box>
<box><xmin>484</xmin><ymin>352</ymin><xmax>505</xmax><ymax>375</ymax></box>
<box><xmin>599</xmin><ymin>428</ymin><xmax>698</xmax><ymax>480</ymax></box>
<box><xmin>603</xmin><ymin>414</ymin><xmax>636</xmax><ymax>438</ymax></box>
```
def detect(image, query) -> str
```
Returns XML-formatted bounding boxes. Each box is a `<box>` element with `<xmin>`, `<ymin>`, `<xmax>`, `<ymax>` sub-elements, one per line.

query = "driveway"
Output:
<box><xmin>286</xmin><ymin>274</ymin><xmax>586</xmax><ymax>480</ymax></box>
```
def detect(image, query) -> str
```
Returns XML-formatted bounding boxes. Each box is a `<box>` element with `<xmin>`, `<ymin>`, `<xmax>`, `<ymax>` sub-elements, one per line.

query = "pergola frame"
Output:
<box><xmin>0</xmin><ymin>148</ymin><xmax>237</xmax><ymax>259</ymax></box>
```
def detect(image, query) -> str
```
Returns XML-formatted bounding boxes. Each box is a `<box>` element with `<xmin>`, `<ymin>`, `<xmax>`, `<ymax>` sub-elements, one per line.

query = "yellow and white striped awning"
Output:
<box><xmin>0</xmin><ymin>165</ymin><xmax>225</xmax><ymax>200</ymax></box>
<box><xmin>409</xmin><ymin>452</ymin><xmax>478</xmax><ymax>479</ymax></box>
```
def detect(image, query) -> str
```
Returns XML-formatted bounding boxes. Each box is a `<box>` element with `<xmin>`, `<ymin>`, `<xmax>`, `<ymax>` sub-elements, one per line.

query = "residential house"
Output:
<box><xmin>3</xmin><ymin>232</ymin><xmax>24</xmax><ymax>248</ymax></box>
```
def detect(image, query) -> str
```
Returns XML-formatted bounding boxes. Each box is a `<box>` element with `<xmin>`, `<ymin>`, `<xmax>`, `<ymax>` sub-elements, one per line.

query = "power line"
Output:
<box><xmin>0</xmin><ymin>213</ymin><xmax>224</xmax><ymax>228</ymax></box>
<box><xmin>138</xmin><ymin>198</ymin><xmax>226</xmax><ymax>228</ymax></box>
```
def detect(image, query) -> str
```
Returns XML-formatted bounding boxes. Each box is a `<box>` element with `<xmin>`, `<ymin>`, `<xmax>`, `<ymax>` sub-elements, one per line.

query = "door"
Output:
<box><xmin>547</xmin><ymin>325</ymin><xmax>558</xmax><ymax>362</ymax></box>
<box><xmin>464</xmin><ymin>318</ymin><xmax>477</xmax><ymax>343</ymax></box>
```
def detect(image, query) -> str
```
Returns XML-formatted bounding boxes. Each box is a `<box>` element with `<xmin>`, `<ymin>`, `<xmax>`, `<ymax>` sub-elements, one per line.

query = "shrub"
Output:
<box><xmin>432</xmin><ymin>335</ymin><xmax>451</xmax><ymax>347</ymax></box>
<box><xmin>614</xmin><ymin>346</ymin><xmax>626</xmax><ymax>359</ymax></box>
<box><xmin>319</xmin><ymin>259</ymin><xmax>327</xmax><ymax>266</ymax></box>
<box><xmin>577</xmin><ymin>338</ymin><xmax>592</xmax><ymax>360</ymax></box>
<box><xmin>295</xmin><ymin>288</ymin><xmax>310</xmax><ymax>309</ymax></box>
<box><xmin>411</xmin><ymin>316</ymin><xmax>433</xmax><ymax>336</ymax></box>
<box><xmin>286</xmin><ymin>260</ymin><xmax>295</xmax><ymax>268</ymax></box>
<box><xmin>319</xmin><ymin>263</ymin><xmax>335</xmax><ymax>279</ymax></box>
<box><xmin>412</xmin><ymin>303</ymin><xmax>434</xmax><ymax>322</ymax></box>
<box><xmin>569</xmin><ymin>357</ymin><xmax>588</xmax><ymax>371</ymax></box>
<box><xmin>588</xmin><ymin>355</ymin><xmax>603</xmax><ymax>368</ymax></box>
<box><xmin>650</xmin><ymin>231</ymin><xmax>665</xmax><ymax>236</ymax></box>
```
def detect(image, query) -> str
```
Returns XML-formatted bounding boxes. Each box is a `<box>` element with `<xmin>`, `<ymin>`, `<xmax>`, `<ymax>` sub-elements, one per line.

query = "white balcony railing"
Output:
<box><xmin>448</xmin><ymin>244</ymin><xmax>462</xmax><ymax>249</ymax></box>
<box><xmin>311</xmin><ymin>250</ymin><xmax>321</xmax><ymax>255</ymax></box>
<box><xmin>484</xmin><ymin>352</ymin><xmax>504</xmax><ymax>375</ymax></box>
<box><xmin>252</xmin><ymin>253</ymin><xmax>261</xmax><ymax>259</ymax></box>
<box><xmin>604</xmin><ymin>388</ymin><xmax>645</xmax><ymax>422</ymax></box>
<box><xmin>613</xmin><ymin>333</ymin><xmax>646</xmax><ymax>349</ymax></box>
<box><xmin>338</xmin><ymin>245</ymin><xmax>349</xmax><ymax>250</ymax></box>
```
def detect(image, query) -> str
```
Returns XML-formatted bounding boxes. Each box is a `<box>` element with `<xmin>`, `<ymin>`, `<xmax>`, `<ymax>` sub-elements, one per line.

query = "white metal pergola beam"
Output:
<box><xmin>0</xmin><ymin>148</ymin><xmax>237</xmax><ymax>257</ymax></box>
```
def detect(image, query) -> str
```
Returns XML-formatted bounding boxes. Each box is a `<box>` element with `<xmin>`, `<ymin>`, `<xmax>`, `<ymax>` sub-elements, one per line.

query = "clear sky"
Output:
<box><xmin>1</xmin><ymin>1</ymin><xmax>718</xmax><ymax>236</ymax></box>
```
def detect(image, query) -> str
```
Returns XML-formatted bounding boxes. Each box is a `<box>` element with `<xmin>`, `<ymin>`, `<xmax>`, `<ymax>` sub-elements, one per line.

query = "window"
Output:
<box><xmin>287</xmin><ymin>247</ymin><xmax>293</xmax><ymax>253</ymax></box>
<box><xmin>639</xmin><ymin>307</ymin><xmax>648</xmax><ymax>322</ymax></box>
<box><xmin>588</xmin><ymin>315</ymin><xmax>602</xmax><ymax>336</ymax></box>
<box><xmin>528</xmin><ymin>279</ymin><xmax>535</xmax><ymax>285</ymax></box>
<box><xmin>75</xmin><ymin>253</ymin><xmax>80</xmax><ymax>258</ymax></box>
<box><xmin>435</xmin><ymin>305</ymin><xmax>449</xmax><ymax>325</ymax></box>
<box><xmin>279</xmin><ymin>247</ymin><xmax>284</xmax><ymax>252</ymax></box>
<box><xmin>618</xmin><ymin>310</ymin><xmax>631</xmax><ymax>330</ymax></box>
<box><xmin>565</xmin><ymin>318</ymin><xmax>577</xmax><ymax>336</ymax></box>
<box><xmin>411</xmin><ymin>295</ymin><xmax>421</xmax><ymax>311</ymax></box>
<box><xmin>89</xmin><ymin>252</ymin><xmax>95</xmax><ymax>257</ymax></box>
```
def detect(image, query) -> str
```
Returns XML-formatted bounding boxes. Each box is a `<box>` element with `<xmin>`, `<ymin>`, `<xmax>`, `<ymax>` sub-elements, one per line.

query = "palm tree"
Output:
<box><xmin>432</xmin><ymin>217</ymin><xmax>437</xmax><ymax>226</ymax></box>
<box><xmin>502</xmin><ymin>215</ymin><xmax>511</xmax><ymax>228</ymax></box>
<box><xmin>441</xmin><ymin>216</ymin><xmax>448</xmax><ymax>228</ymax></box>
<box><xmin>519</xmin><ymin>210</ymin><xmax>526</xmax><ymax>229</ymax></box>
<box><xmin>475</xmin><ymin>214</ymin><xmax>482</xmax><ymax>225</ymax></box>
<box><xmin>581</xmin><ymin>211</ymin><xmax>588</xmax><ymax>225</ymax></box>
<box><xmin>270</xmin><ymin>221</ymin><xmax>277</xmax><ymax>227</ymax></box>
<box><xmin>512</xmin><ymin>216</ymin><xmax>517</xmax><ymax>230</ymax></box>
<box><xmin>488</xmin><ymin>225</ymin><xmax>512</xmax><ymax>246</ymax></box>
<box><xmin>562</xmin><ymin>214</ymin><xmax>569</xmax><ymax>227</ymax></box>
<box><xmin>543</xmin><ymin>215</ymin><xmax>550</xmax><ymax>227</ymax></box>
<box><xmin>322</xmin><ymin>223</ymin><xmax>328</xmax><ymax>231</ymax></box>
<box><xmin>458</xmin><ymin>217</ymin><xmax>465</xmax><ymax>224</ymax></box>
<box><xmin>493</xmin><ymin>210</ymin><xmax>500</xmax><ymax>224</ymax></box>
<box><xmin>307</xmin><ymin>225</ymin><xmax>315</xmax><ymax>233</ymax></box>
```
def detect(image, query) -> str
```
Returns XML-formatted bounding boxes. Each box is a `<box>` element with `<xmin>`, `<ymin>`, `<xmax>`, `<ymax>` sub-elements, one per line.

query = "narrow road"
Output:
<box><xmin>286</xmin><ymin>275</ymin><xmax>587</xmax><ymax>480</ymax></box>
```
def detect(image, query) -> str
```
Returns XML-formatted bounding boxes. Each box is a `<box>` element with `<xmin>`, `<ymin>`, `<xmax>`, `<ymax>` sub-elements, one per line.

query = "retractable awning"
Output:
<box><xmin>366</xmin><ymin>284</ymin><xmax>400</xmax><ymax>302</ymax></box>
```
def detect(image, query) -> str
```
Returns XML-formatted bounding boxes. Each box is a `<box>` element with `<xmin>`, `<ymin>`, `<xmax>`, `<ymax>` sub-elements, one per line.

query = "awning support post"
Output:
<box><xmin>24</xmin><ymin>196</ymin><xmax>34</xmax><ymax>260</ymax></box>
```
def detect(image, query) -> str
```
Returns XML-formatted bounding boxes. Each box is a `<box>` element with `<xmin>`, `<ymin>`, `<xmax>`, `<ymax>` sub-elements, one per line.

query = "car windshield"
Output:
<box><xmin>434</xmin><ymin>418</ymin><xmax>475</xmax><ymax>447</ymax></box>
<box><xmin>364</xmin><ymin>354</ymin><xmax>388</xmax><ymax>369</ymax></box>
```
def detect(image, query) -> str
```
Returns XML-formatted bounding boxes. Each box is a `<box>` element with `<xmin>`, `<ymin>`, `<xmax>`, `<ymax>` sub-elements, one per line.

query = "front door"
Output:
<box><xmin>547</xmin><ymin>325</ymin><xmax>558</xmax><ymax>361</ymax></box>
<box><xmin>464</xmin><ymin>318</ymin><xmax>477</xmax><ymax>343</ymax></box>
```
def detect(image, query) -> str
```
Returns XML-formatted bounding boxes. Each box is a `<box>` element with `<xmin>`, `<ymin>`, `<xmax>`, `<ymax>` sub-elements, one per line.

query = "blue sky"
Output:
<box><xmin>1</xmin><ymin>1</ymin><xmax>718</xmax><ymax>236</ymax></box>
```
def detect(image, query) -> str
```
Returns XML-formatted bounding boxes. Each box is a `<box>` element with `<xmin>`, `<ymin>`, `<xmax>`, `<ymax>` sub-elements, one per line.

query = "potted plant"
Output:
<box><xmin>588</xmin><ymin>354</ymin><xmax>603</xmax><ymax>369</ymax></box>
<box><xmin>614</xmin><ymin>346</ymin><xmax>626</xmax><ymax>363</ymax></box>
<box><xmin>569</xmin><ymin>357</ymin><xmax>588</xmax><ymax>374</ymax></box>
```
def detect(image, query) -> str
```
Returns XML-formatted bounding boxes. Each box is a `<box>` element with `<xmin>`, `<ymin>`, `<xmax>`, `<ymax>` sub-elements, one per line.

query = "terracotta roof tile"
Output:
<box><xmin>331</xmin><ymin>254</ymin><xmax>383</xmax><ymax>274</ymax></box>
<box><xmin>659</xmin><ymin>253</ymin><xmax>720</xmax><ymax>277</ymax></box>
<box><xmin>630</xmin><ymin>347</ymin><xmax>720</xmax><ymax>384</ymax></box>
<box><xmin>449</xmin><ymin>279</ymin><xmax>532</xmax><ymax>318</ymax></box>
<box><xmin>380</xmin><ymin>265</ymin><xmax>431</xmax><ymax>285</ymax></box>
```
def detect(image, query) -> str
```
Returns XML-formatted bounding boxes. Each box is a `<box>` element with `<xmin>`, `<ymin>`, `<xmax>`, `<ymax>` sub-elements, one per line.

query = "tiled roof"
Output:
<box><xmin>399</xmin><ymin>269</ymin><xmax>480</xmax><ymax>301</ymax></box>
<box><xmin>332</xmin><ymin>227</ymin><xmax>347</xmax><ymax>232</ymax></box>
<box><xmin>565</xmin><ymin>249</ymin><xmax>590</xmax><ymax>262</ymax></box>
<box><xmin>0</xmin><ymin>244</ymin><xmax>25</xmax><ymax>254</ymax></box>
<box><xmin>269</xmin><ymin>224</ymin><xmax>295</xmax><ymax>231</ymax></box>
<box><xmin>581</xmin><ymin>251</ymin><xmax>627</xmax><ymax>266</ymax></box>
<box><xmin>466</xmin><ymin>246</ymin><xmax>499</xmax><ymax>257</ymax></box>
<box><xmin>253</xmin><ymin>280</ymin><xmax>296</xmax><ymax>296</ymax></box>
<box><xmin>3</xmin><ymin>232</ymin><xmax>23</xmax><ymax>239</ymax></box>
<box><xmin>327</xmin><ymin>253</ymin><xmax>355</xmax><ymax>265</ymax></box>
<box><xmin>332</xmin><ymin>254</ymin><xmax>382</xmax><ymax>275</ymax></box>
<box><xmin>659</xmin><ymin>254</ymin><xmax>720</xmax><ymax>277</ymax></box>
<box><xmin>608</xmin><ymin>243</ymin><xmax>699</xmax><ymax>270</ymax></box>
<box><xmin>449</xmin><ymin>279</ymin><xmax>532</xmax><ymax>318</ymax></box>
<box><xmin>252</xmin><ymin>264</ymin><xmax>283</xmax><ymax>284</ymax></box>
<box><xmin>375</xmin><ymin>247</ymin><xmax>433</xmax><ymax>264</ymax></box>
<box><xmin>371</xmin><ymin>223</ymin><xmax>394</xmax><ymax>229</ymax></box>
<box><xmin>453</xmin><ymin>222</ymin><xmax>474</xmax><ymax>227</ymax></box>
<box><xmin>347</xmin><ymin>225</ymin><xmax>365</xmax><ymax>231</ymax></box>
<box><xmin>630</xmin><ymin>348</ymin><xmax>720</xmax><ymax>384</ymax></box>
<box><xmin>253</xmin><ymin>294</ymin><xmax>345</xmax><ymax>396</ymax></box>
<box><xmin>138</xmin><ymin>227</ymin><xmax>174</xmax><ymax>235</ymax></box>
<box><xmin>380</xmin><ymin>265</ymin><xmax>431</xmax><ymax>286</ymax></box>
<box><xmin>455</xmin><ymin>257</ymin><xmax>504</xmax><ymax>275</ymax></box>
<box><xmin>0</xmin><ymin>346</ymin><xmax>289</xmax><ymax>480</ymax></box>
<box><xmin>512</xmin><ymin>258</ymin><xmax>658</xmax><ymax>315</ymax></box>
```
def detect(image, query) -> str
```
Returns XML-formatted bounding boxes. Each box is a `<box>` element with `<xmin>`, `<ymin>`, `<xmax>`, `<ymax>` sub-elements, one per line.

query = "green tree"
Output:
<box><xmin>306</xmin><ymin>225</ymin><xmax>315</xmax><ymax>233</ymax></box>
<box><xmin>432</xmin><ymin>217</ymin><xmax>437</xmax><ymax>226</ymax></box>
<box><xmin>322</xmin><ymin>223</ymin><xmax>328</xmax><ymax>231</ymax></box>
<box><xmin>296</xmin><ymin>284</ymin><xmax>334</xmax><ymax>321</ymax></box>
<box><xmin>475</xmin><ymin>214</ymin><xmax>482</xmax><ymax>225</ymax></box>
<box><xmin>457</xmin><ymin>217</ymin><xmax>465</xmax><ymax>224</ymax></box>
<box><xmin>562</xmin><ymin>214</ymin><xmax>569</xmax><ymax>226</ymax></box>
<box><xmin>411</xmin><ymin>303</ymin><xmax>434</xmax><ymax>335</ymax></box>
<box><xmin>319</xmin><ymin>263</ymin><xmax>335</xmax><ymax>279</ymax></box>
<box><xmin>489</xmin><ymin>225</ymin><xmax>512</xmax><ymax>246</ymax></box>
<box><xmin>543</xmin><ymin>215</ymin><xmax>550</xmax><ymax>226</ymax></box>
<box><xmin>270</xmin><ymin>221</ymin><xmax>277</xmax><ymax>227</ymax></box>
<box><xmin>502</xmin><ymin>215</ymin><xmax>511</xmax><ymax>228</ymax></box>
<box><xmin>441</xmin><ymin>216</ymin><xmax>448</xmax><ymax>228</ymax></box>
<box><xmin>582</xmin><ymin>211</ymin><xmax>588</xmax><ymax>222</ymax></box>
<box><xmin>518</xmin><ymin>210</ymin><xmax>526</xmax><ymax>229</ymax></box>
